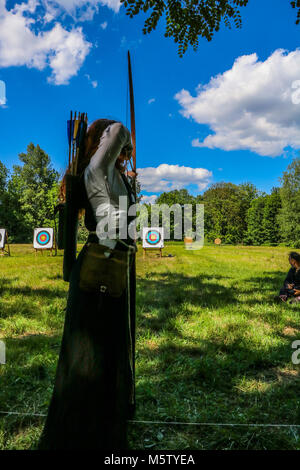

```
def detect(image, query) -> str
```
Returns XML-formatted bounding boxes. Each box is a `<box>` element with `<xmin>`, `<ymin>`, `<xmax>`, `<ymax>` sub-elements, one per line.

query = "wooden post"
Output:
<box><xmin>2</xmin><ymin>232</ymin><xmax>10</xmax><ymax>256</ymax></box>
<box><xmin>4</xmin><ymin>232</ymin><xmax>10</xmax><ymax>256</ymax></box>
<box><xmin>34</xmin><ymin>248</ymin><xmax>54</xmax><ymax>256</ymax></box>
<box><xmin>6</xmin><ymin>234</ymin><xmax>10</xmax><ymax>256</ymax></box>
<box><xmin>53</xmin><ymin>234</ymin><xmax>57</xmax><ymax>256</ymax></box>
<box><xmin>143</xmin><ymin>247</ymin><xmax>163</xmax><ymax>259</ymax></box>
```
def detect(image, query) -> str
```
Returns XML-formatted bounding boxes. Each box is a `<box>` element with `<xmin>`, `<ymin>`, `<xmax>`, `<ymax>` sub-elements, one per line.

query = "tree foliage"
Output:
<box><xmin>245</xmin><ymin>195</ymin><xmax>267</xmax><ymax>246</ymax></box>
<box><xmin>156</xmin><ymin>188</ymin><xmax>195</xmax><ymax>205</ymax></box>
<box><xmin>155</xmin><ymin>189</ymin><xmax>194</xmax><ymax>239</ymax></box>
<box><xmin>202</xmin><ymin>182</ymin><xmax>256</xmax><ymax>243</ymax></box>
<box><xmin>0</xmin><ymin>161</ymin><xmax>9</xmax><ymax>233</ymax></box>
<box><xmin>121</xmin><ymin>0</ymin><xmax>300</xmax><ymax>56</ymax></box>
<box><xmin>262</xmin><ymin>188</ymin><xmax>282</xmax><ymax>246</ymax></box>
<box><xmin>2</xmin><ymin>144</ymin><xmax>59</xmax><ymax>242</ymax></box>
<box><xmin>0</xmin><ymin>161</ymin><xmax>9</xmax><ymax>193</ymax></box>
<box><xmin>278</xmin><ymin>158</ymin><xmax>300</xmax><ymax>248</ymax></box>
<box><xmin>244</xmin><ymin>188</ymin><xmax>283</xmax><ymax>246</ymax></box>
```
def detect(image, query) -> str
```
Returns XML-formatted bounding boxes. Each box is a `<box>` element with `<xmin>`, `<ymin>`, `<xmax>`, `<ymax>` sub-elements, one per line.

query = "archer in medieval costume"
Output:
<box><xmin>38</xmin><ymin>119</ymin><xmax>137</xmax><ymax>450</ymax></box>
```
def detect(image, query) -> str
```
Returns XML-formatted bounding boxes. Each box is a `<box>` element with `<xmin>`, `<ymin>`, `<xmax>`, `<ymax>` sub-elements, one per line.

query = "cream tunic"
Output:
<box><xmin>84</xmin><ymin>122</ymin><xmax>133</xmax><ymax>248</ymax></box>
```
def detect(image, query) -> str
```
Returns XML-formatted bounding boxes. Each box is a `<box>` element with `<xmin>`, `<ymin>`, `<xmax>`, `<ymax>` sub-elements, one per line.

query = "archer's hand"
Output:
<box><xmin>294</xmin><ymin>289</ymin><xmax>300</xmax><ymax>296</ymax></box>
<box><xmin>127</xmin><ymin>170</ymin><xmax>137</xmax><ymax>178</ymax></box>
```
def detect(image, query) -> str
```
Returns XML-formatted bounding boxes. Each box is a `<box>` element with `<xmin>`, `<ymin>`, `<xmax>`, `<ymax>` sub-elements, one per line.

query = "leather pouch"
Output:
<box><xmin>79</xmin><ymin>242</ymin><xmax>133</xmax><ymax>297</ymax></box>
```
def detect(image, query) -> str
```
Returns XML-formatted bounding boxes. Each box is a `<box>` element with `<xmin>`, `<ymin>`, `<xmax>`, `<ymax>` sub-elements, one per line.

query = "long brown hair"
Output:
<box><xmin>289</xmin><ymin>252</ymin><xmax>300</xmax><ymax>271</ymax></box>
<box><xmin>59</xmin><ymin>118</ymin><xmax>125</xmax><ymax>205</ymax></box>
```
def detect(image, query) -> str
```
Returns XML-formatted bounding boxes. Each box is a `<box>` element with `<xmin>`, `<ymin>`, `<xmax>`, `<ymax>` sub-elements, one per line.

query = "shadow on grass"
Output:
<box><xmin>137</xmin><ymin>273</ymin><xmax>236</xmax><ymax>337</ymax></box>
<box><xmin>242</xmin><ymin>271</ymin><xmax>288</xmax><ymax>295</ymax></box>
<box><xmin>0</xmin><ymin>332</ymin><xmax>61</xmax><ymax>450</ymax></box>
<box><xmin>132</xmin><ymin>269</ymin><xmax>300</xmax><ymax>449</ymax></box>
<box><xmin>1</xmin><ymin>267</ymin><xmax>300</xmax><ymax>449</ymax></box>
<box><xmin>0</xmin><ymin>276</ymin><xmax>67</xmax><ymax>320</ymax></box>
<box><xmin>0</xmin><ymin>276</ymin><xmax>66</xmax><ymax>299</ymax></box>
<box><xmin>1</xmin><ymin>285</ymin><xmax>66</xmax><ymax>298</ymax></box>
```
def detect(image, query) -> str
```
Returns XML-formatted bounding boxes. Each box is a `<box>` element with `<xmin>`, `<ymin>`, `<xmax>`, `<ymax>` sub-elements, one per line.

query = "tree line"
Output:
<box><xmin>0</xmin><ymin>143</ymin><xmax>299</xmax><ymax>246</ymax></box>
<box><xmin>153</xmin><ymin>157</ymin><xmax>300</xmax><ymax>247</ymax></box>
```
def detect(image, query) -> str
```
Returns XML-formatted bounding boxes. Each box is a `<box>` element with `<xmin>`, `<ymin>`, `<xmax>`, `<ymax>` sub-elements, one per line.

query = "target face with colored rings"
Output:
<box><xmin>37</xmin><ymin>231</ymin><xmax>51</xmax><ymax>245</ymax></box>
<box><xmin>146</xmin><ymin>230</ymin><xmax>161</xmax><ymax>245</ymax></box>
<box><xmin>33</xmin><ymin>228</ymin><xmax>54</xmax><ymax>249</ymax></box>
<box><xmin>143</xmin><ymin>227</ymin><xmax>164</xmax><ymax>248</ymax></box>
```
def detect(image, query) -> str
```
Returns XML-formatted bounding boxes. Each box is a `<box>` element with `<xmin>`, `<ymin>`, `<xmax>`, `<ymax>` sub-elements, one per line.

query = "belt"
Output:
<box><xmin>87</xmin><ymin>232</ymin><xmax>136</xmax><ymax>252</ymax></box>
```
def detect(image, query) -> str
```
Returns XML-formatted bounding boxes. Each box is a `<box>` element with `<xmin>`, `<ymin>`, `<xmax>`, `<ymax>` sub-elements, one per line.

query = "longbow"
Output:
<box><xmin>127</xmin><ymin>50</ymin><xmax>137</xmax><ymax>416</ymax></box>
<box><xmin>127</xmin><ymin>50</ymin><xmax>136</xmax><ymax>196</ymax></box>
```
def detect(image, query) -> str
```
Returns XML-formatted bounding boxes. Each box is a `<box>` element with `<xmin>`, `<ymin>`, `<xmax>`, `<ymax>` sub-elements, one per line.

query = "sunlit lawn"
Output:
<box><xmin>0</xmin><ymin>243</ymin><xmax>300</xmax><ymax>449</ymax></box>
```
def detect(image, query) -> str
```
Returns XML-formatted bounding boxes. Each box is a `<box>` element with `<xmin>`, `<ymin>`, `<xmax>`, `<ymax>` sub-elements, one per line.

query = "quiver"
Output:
<box><xmin>63</xmin><ymin>174</ymin><xmax>85</xmax><ymax>282</ymax></box>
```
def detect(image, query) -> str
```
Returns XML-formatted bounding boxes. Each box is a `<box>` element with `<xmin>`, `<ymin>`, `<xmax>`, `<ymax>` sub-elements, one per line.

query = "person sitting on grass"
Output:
<box><xmin>277</xmin><ymin>252</ymin><xmax>300</xmax><ymax>303</ymax></box>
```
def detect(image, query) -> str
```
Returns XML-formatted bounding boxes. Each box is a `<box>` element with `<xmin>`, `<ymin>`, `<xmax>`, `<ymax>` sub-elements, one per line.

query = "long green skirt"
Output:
<box><xmin>39</xmin><ymin>242</ymin><xmax>135</xmax><ymax>450</ymax></box>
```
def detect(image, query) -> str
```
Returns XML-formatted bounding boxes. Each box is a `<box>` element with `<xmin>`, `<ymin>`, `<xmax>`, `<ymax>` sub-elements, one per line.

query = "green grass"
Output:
<box><xmin>0</xmin><ymin>243</ymin><xmax>300</xmax><ymax>449</ymax></box>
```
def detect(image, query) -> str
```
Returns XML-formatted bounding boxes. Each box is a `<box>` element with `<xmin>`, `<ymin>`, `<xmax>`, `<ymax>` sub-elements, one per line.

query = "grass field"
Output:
<box><xmin>0</xmin><ymin>243</ymin><xmax>300</xmax><ymax>450</ymax></box>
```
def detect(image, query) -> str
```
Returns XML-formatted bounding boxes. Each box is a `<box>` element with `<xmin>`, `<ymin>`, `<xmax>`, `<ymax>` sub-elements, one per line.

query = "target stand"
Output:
<box><xmin>0</xmin><ymin>229</ymin><xmax>10</xmax><ymax>256</ymax></box>
<box><xmin>142</xmin><ymin>227</ymin><xmax>164</xmax><ymax>259</ymax></box>
<box><xmin>33</xmin><ymin>228</ymin><xmax>56</xmax><ymax>256</ymax></box>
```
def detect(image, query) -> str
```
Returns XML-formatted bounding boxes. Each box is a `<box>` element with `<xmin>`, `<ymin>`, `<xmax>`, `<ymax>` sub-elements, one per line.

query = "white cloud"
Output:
<box><xmin>43</xmin><ymin>0</ymin><xmax>120</xmax><ymax>21</ymax></box>
<box><xmin>0</xmin><ymin>79</ymin><xmax>6</xmax><ymax>106</ymax></box>
<box><xmin>85</xmin><ymin>73</ymin><xmax>98</xmax><ymax>88</ymax></box>
<box><xmin>148</xmin><ymin>98</ymin><xmax>155</xmax><ymax>104</ymax></box>
<box><xmin>52</xmin><ymin>0</ymin><xmax>120</xmax><ymax>13</ymax></box>
<box><xmin>43</xmin><ymin>2</ymin><xmax>61</xmax><ymax>22</ymax></box>
<box><xmin>140</xmin><ymin>194</ymin><xmax>157</xmax><ymax>205</ymax></box>
<box><xmin>100</xmin><ymin>21</ymin><xmax>107</xmax><ymax>29</ymax></box>
<box><xmin>0</xmin><ymin>0</ymin><xmax>91</xmax><ymax>84</ymax></box>
<box><xmin>120</xmin><ymin>35</ymin><xmax>142</xmax><ymax>50</ymax></box>
<box><xmin>137</xmin><ymin>164</ymin><xmax>212</xmax><ymax>193</ymax></box>
<box><xmin>175</xmin><ymin>49</ymin><xmax>300</xmax><ymax>157</ymax></box>
<box><xmin>74</xmin><ymin>4</ymin><xmax>98</xmax><ymax>21</ymax></box>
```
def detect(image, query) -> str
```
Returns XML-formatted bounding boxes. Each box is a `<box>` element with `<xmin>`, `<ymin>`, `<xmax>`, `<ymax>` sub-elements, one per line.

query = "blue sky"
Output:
<box><xmin>0</xmin><ymin>0</ymin><xmax>300</xmax><ymax>203</ymax></box>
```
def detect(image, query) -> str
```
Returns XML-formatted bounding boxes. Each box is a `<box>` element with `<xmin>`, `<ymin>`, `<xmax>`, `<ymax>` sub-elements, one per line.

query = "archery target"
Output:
<box><xmin>143</xmin><ymin>227</ymin><xmax>164</xmax><ymax>249</ymax></box>
<box><xmin>0</xmin><ymin>229</ymin><xmax>6</xmax><ymax>249</ymax></box>
<box><xmin>33</xmin><ymin>228</ymin><xmax>54</xmax><ymax>249</ymax></box>
<box><xmin>184</xmin><ymin>237</ymin><xmax>193</xmax><ymax>250</ymax></box>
